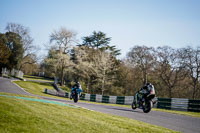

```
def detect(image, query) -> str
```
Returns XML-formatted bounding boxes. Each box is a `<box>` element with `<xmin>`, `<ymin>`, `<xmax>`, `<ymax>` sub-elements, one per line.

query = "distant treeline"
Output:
<box><xmin>1</xmin><ymin>23</ymin><xmax>199</xmax><ymax>99</ymax></box>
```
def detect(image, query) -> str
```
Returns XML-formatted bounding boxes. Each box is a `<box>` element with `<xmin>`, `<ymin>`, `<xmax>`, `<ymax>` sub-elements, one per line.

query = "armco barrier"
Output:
<box><xmin>90</xmin><ymin>94</ymin><xmax>96</xmax><ymax>102</ymax></box>
<box><xmin>116</xmin><ymin>96</ymin><xmax>125</xmax><ymax>104</ymax></box>
<box><xmin>188</xmin><ymin>99</ymin><xmax>200</xmax><ymax>112</ymax></box>
<box><xmin>157</xmin><ymin>98</ymin><xmax>171</xmax><ymax>110</ymax></box>
<box><xmin>44</xmin><ymin>88</ymin><xmax>200</xmax><ymax>112</ymax></box>
<box><xmin>102</xmin><ymin>96</ymin><xmax>109</xmax><ymax>103</ymax></box>
<box><xmin>96</xmin><ymin>94</ymin><xmax>102</xmax><ymax>102</ymax></box>
<box><xmin>171</xmin><ymin>98</ymin><xmax>188</xmax><ymax>111</ymax></box>
<box><xmin>109</xmin><ymin>96</ymin><xmax>117</xmax><ymax>104</ymax></box>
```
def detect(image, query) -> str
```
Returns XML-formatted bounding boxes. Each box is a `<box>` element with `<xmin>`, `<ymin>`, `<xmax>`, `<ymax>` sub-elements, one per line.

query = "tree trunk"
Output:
<box><xmin>60</xmin><ymin>65</ymin><xmax>64</xmax><ymax>86</ymax></box>
<box><xmin>168</xmin><ymin>87</ymin><xmax>172</xmax><ymax>98</ymax></box>
<box><xmin>192</xmin><ymin>85</ymin><xmax>196</xmax><ymax>100</ymax></box>
<box><xmin>101</xmin><ymin>69</ymin><xmax>106</xmax><ymax>95</ymax></box>
<box><xmin>143</xmin><ymin>69</ymin><xmax>147</xmax><ymax>84</ymax></box>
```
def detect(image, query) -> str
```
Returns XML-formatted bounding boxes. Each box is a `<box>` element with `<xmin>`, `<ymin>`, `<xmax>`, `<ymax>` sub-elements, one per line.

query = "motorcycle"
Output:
<box><xmin>70</xmin><ymin>87</ymin><xmax>82</xmax><ymax>103</ymax></box>
<box><xmin>131</xmin><ymin>85</ymin><xmax>156</xmax><ymax>113</ymax></box>
<box><xmin>71</xmin><ymin>88</ymin><xmax>79</xmax><ymax>103</ymax></box>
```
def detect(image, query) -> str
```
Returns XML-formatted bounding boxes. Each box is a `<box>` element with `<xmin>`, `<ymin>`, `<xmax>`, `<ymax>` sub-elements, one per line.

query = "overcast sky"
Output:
<box><xmin>0</xmin><ymin>0</ymin><xmax>200</xmax><ymax>58</ymax></box>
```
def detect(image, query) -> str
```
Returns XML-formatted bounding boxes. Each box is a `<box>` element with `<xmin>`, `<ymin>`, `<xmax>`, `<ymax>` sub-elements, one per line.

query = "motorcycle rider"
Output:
<box><xmin>70</xmin><ymin>81</ymin><xmax>82</xmax><ymax>100</ymax></box>
<box><xmin>137</xmin><ymin>83</ymin><xmax>153</xmax><ymax>104</ymax></box>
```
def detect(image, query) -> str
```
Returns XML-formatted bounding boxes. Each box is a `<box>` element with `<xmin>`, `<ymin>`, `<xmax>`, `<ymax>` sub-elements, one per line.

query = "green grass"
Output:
<box><xmin>23</xmin><ymin>75</ymin><xmax>53</xmax><ymax>82</ymax></box>
<box><xmin>0</xmin><ymin>92</ymin><xmax>178</xmax><ymax>133</ymax></box>
<box><xmin>14</xmin><ymin>81</ymin><xmax>55</xmax><ymax>96</ymax></box>
<box><xmin>14</xmin><ymin>81</ymin><xmax>200</xmax><ymax>118</ymax></box>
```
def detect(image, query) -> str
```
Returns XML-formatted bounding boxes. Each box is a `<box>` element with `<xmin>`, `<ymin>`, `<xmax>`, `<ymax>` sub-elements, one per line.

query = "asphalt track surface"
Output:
<box><xmin>0</xmin><ymin>77</ymin><xmax>200</xmax><ymax>133</ymax></box>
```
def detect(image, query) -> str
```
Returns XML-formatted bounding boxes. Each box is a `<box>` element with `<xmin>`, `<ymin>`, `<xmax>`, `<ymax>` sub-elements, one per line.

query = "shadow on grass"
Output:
<box><xmin>24</xmin><ymin>75</ymin><xmax>53</xmax><ymax>80</ymax></box>
<box><xmin>25</xmin><ymin>81</ymin><xmax>53</xmax><ymax>86</ymax></box>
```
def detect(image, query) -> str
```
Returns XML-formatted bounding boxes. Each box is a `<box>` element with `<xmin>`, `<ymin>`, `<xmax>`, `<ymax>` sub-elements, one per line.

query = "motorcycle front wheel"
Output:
<box><xmin>73</xmin><ymin>94</ymin><xmax>78</xmax><ymax>103</ymax></box>
<box><xmin>131</xmin><ymin>100</ymin><xmax>137</xmax><ymax>110</ymax></box>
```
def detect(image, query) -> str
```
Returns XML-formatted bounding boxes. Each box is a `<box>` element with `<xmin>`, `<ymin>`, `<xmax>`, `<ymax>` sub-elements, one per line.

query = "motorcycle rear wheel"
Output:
<box><xmin>143</xmin><ymin>100</ymin><xmax>153</xmax><ymax>113</ymax></box>
<box><xmin>74</xmin><ymin>97</ymin><xmax>78</xmax><ymax>103</ymax></box>
<box><xmin>73</xmin><ymin>94</ymin><xmax>78</xmax><ymax>103</ymax></box>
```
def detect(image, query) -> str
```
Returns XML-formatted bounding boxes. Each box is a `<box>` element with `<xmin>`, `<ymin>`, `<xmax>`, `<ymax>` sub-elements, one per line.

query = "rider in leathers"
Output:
<box><xmin>137</xmin><ymin>83</ymin><xmax>153</xmax><ymax>104</ymax></box>
<box><xmin>70</xmin><ymin>81</ymin><xmax>82</xmax><ymax>99</ymax></box>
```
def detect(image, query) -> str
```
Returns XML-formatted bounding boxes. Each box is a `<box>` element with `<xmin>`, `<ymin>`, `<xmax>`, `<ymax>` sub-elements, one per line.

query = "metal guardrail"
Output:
<box><xmin>156</xmin><ymin>98</ymin><xmax>200</xmax><ymax>112</ymax></box>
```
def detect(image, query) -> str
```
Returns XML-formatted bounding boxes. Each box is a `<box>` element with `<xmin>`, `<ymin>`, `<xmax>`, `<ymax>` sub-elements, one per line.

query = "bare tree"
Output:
<box><xmin>49</xmin><ymin>27</ymin><xmax>76</xmax><ymax>85</ymax></box>
<box><xmin>127</xmin><ymin>45</ymin><xmax>156</xmax><ymax>84</ymax></box>
<box><xmin>180</xmin><ymin>47</ymin><xmax>200</xmax><ymax>99</ymax></box>
<box><xmin>50</xmin><ymin>27</ymin><xmax>76</xmax><ymax>53</ymax></box>
<box><xmin>156</xmin><ymin>46</ymin><xmax>186</xmax><ymax>98</ymax></box>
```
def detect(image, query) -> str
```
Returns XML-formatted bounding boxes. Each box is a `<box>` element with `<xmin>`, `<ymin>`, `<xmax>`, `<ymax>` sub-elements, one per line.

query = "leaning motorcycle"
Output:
<box><xmin>71</xmin><ymin>88</ymin><xmax>79</xmax><ymax>103</ymax></box>
<box><xmin>131</xmin><ymin>85</ymin><xmax>156</xmax><ymax>113</ymax></box>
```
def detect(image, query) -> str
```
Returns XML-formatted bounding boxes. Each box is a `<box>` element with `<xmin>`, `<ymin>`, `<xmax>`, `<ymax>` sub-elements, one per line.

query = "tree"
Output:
<box><xmin>50</xmin><ymin>27</ymin><xmax>76</xmax><ymax>53</ymax></box>
<box><xmin>49</xmin><ymin>27</ymin><xmax>76</xmax><ymax>85</ymax></box>
<box><xmin>5</xmin><ymin>23</ymin><xmax>39</xmax><ymax>71</ymax></box>
<box><xmin>20</xmin><ymin>54</ymin><xmax>39</xmax><ymax>75</ymax></box>
<box><xmin>93</xmin><ymin>50</ymin><xmax>116</xmax><ymax>95</ymax></box>
<box><xmin>82</xmin><ymin>31</ymin><xmax>111</xmax><ymax>49</ymax></box>
<box><xmin>81</xmin><ymin>31</ymin><xmax>121</xmax><ymax>57</ymax></box>
<box><xmin>0</xmin><ymin>32</ymin><xmax>24</xmax><ymax>69</ymax></box>
<box><xmin>180</xmin><ymin>47</ymin><xmax>200</xmax><ymax>99</ymax></box>
<box><xmin>71</xmin><ymin>46</ymin><xmax>97</xmax><ymax>92</ymax></box>
<box><xmin>0</xmin><ymin>40</ymin><xmax>11</xmax><ymax>69</ymax></box>
<box><xmin>155</xmin><ymin>46</ymin><xmax>186</xmax><ymax>98</ymax></box>
<box><xmin>5</xmin><ymin>23</ymin><xmax>34</xmax><ymax>56</ymax></box>
<box><xmin>72</xmin><ymin>46</ymin><xmax>120</xmax><ymax>95</ymax></box>
<box><xmin>127</xmin><ymin>45</ymin><xmax>156</xmax><ymax>84</ymax></box>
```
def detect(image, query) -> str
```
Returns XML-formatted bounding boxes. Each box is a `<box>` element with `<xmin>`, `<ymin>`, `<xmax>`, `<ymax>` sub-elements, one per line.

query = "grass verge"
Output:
<box><xmin>14</xmin><ymin>81</ymin><xmax>200</xmax><ymax>118</ymax></box>
<box><xmin>0</xmin><ymin>92</ymin><xmax>178</xmax><ymax>133</ymax></box>
<box><xmin>14</xmin><ymin>81</ymin><xmax>54</xmax><ymax>96</ymax></box>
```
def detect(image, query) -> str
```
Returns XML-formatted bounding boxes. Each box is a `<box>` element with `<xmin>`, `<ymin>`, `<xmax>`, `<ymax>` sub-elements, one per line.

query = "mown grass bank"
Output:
<box><xmin>14</xmin><ymin>81</ymin><xmax>200</xmax><ymax>118</ymax></box>
<box><xmin>14</xmin><ymin>81</ymin><xmax>55</xmax><ymax>96</ymax></box>
<box><xmin>0</xmin><ymin>92</ymin><xmax>178</xmax><ymax>133</ymax></box>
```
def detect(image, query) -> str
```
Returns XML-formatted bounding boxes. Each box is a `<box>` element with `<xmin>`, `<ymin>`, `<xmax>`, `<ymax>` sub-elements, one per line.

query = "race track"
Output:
<box><xmin>0</xmin><ymin>77</ymin><xmax>200</xmax><ymax>133</ymax></box>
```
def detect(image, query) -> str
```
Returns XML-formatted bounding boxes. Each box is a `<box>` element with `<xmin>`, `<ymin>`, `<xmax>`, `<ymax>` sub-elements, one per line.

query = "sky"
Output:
<box><xmin>0</xmin><ymin>0</ymin><xmax>200</xmax><ymax>58</ymax></box>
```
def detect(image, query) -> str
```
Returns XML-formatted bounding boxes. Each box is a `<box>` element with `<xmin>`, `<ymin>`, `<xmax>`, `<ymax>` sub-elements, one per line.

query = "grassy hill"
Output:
<box><xmin>0</xmin><ymin>92</ymin><xmax>178</xmax><ymax>133</ymax></box>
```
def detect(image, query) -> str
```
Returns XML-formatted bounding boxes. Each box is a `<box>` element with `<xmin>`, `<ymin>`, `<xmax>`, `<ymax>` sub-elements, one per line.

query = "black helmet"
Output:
<box><xmin>76</xmin><ymin>81</ymin><xmax>80</xmax><ymax>87</ymax></box>
<box><xmin>146</xmin><ymin>82</ymin><xmax>151</xmax><ymax>86</ymax></box>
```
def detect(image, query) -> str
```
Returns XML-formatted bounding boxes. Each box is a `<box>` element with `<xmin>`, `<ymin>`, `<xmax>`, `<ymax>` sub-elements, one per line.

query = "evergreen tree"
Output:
<box><xmin>0</xmin><ymin>32</ymin><xmax>24</xmax><ymax>69</ymax></box>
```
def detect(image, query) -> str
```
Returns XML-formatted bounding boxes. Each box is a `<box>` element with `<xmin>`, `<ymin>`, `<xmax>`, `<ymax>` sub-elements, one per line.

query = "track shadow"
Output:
<box><xmin>105</xmin><ymin>107</ymin><xmax>143</xmax><ymax>113</ymax></box>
